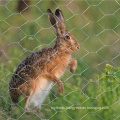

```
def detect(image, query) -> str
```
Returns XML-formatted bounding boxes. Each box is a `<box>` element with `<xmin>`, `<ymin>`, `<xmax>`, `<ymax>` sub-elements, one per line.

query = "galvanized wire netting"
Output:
<box><xmin>0</xmin><ymin>0</ymin><xmax>120</xmax><ymax>120</ymax></box>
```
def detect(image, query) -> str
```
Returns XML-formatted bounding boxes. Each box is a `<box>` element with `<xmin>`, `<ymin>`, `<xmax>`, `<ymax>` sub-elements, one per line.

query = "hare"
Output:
<box><xmin>9</xmin><ymin>9</ymin><xmax>80</xmax><ymax>114</ymax></box>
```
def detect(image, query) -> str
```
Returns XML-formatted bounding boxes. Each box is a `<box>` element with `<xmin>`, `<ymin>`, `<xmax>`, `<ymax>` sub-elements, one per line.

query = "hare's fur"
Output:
<box><xmin>25</xmin><ymin>77</ymin><xmax>53</xmax><ymax>112</ymax></box>
<box><xmin>9</xmin><ymin>9</ymin><xmax>80</xmax><ymax>114</ymax></box>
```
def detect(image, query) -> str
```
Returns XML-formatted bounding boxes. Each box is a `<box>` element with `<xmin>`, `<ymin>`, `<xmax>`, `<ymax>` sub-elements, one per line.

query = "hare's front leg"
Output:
<box><xmin>49</xmin><ymin>75</ymin><xmax>64</xmax><ymax>95</ymax></box>
<box><xmin>54</xmin><ymin>77</ymin><xmax>64</xmax><ymax>95</ymax></box>
<box><xmin>69</xmin><ymin>59</ymin><xmax>77</xmax><ymax>73</ymax></box>
<box><xmin>56</xmin><ymin>78</ymin><xmax>64</xmax><ymax>95</ymax></box>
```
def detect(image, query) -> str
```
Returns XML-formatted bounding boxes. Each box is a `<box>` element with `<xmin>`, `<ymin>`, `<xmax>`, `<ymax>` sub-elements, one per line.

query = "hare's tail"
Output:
<box><xmin>9</xmin><ymin>88</ymin><xmax>20</xmax><ymax>104</ymax></box>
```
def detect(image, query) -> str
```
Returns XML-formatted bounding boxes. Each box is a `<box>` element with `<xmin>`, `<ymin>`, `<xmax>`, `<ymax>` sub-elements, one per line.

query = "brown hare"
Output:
<box><xmin>9</xmin><ymin>9</ymin><xmax>80</xmax><ymax>114</ymax></box>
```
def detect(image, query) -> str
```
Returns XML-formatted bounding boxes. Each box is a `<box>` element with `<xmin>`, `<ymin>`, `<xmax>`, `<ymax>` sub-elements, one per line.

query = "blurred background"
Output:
<box><xmin>0</xmin><ymin>0</ymin><xmax>120</xmax><ymax>120</ymax></box>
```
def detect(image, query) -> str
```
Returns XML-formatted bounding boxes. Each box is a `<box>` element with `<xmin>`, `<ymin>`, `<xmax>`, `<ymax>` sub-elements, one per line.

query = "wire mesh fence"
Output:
<box><xmin>0</xmin><ymin>0</ymin><xmax>120</xmax><ymax>120</ymax></box>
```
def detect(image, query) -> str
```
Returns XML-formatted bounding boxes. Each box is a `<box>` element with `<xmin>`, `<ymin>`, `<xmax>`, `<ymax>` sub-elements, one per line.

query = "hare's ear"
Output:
<box><xmin>55</xmin><ymin>9</ymin><xmax>65</xmax><ymax>22</ymax></box>
<box><xmin>47</xmin><ymin>9</ymin><xmax>58</xmax><ymax>29</ymax></box>
<box><xmin>47</xmin><ymin>9</ymin><xmax>65</xmax><ymax>36</ymax></box>
<box><xmin>55</xmin><ymin>9</ymin><xmax>65</xmax><ymax>32</ymax></box>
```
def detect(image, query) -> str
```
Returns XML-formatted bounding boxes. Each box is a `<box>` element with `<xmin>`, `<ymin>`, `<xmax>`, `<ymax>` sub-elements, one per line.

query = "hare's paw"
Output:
<box><xmin>34</xmin><ymin>108</ymin><xmax>40</xmax><ymax>115</ymax></box>
<box><xmin>69</xmin><ymin>59</ymin><xmax>77</xmax><ymax>73</ymax></box>
<box><xmin>57</xmin><ymin>86</ymin><xmax>64</xmax><ymax>95</ymax></box>
<box><xmin>25</xmin><ymin>107</ymin><xmax>32</xmax><ymax>115</ymax></box>
<box><xmin>70</xmin><ymin>68</ymin><xmax>76</xmax><ymax>73</ymax></box>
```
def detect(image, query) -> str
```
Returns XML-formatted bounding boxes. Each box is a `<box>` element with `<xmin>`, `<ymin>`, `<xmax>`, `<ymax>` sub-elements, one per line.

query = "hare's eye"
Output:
<box><xmin>65</xmin><ymin>35</ymin><xmax>70</xmax><ymax>40</ymax></box>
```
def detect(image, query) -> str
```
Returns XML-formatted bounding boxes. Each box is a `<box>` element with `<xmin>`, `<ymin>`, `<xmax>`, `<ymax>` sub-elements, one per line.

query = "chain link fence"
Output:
<box><xmin>0</xmin><ymin>0</ymin><xmax>120</xmax><ymax>120</ymax></box>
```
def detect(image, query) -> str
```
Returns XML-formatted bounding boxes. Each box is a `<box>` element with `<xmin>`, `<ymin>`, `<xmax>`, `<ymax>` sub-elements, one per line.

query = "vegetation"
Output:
<box><xmin>0</xmin><ymin>0</ymin><xmax>120</xmax><ymax>120</ymax></box>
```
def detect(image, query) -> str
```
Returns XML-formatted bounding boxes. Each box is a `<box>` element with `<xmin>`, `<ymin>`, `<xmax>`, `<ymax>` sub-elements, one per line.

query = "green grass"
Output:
<box><xmin>0</xmin><ymin>0</ymin><xmax>120</xmax><ymax>120</ymax></box>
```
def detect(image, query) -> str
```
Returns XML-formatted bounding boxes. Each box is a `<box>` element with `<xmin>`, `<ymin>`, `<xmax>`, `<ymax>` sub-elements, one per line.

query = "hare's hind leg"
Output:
<box><xmin>23</xmin><ymin>83</ymin><xmax>36</xmax><ymax>114</ymax></box>
<box><xmin>25</xmin><ymin>97</ymin><xmax>32</xmax><ymax>114</ymax></box>
<box><xmin>25</xmin><ymin>92</ymin><xmax>41</xmax><ymax>115</ymax></box>
<box><xmin>25</xmin><ymin>91</ymin><xmax>34</xmax><ymax>114</ymax></box>
<box><xmin>25</xmin><ymin>77</ymin><xmax>53</xmax><ymax>114</ymax></box>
